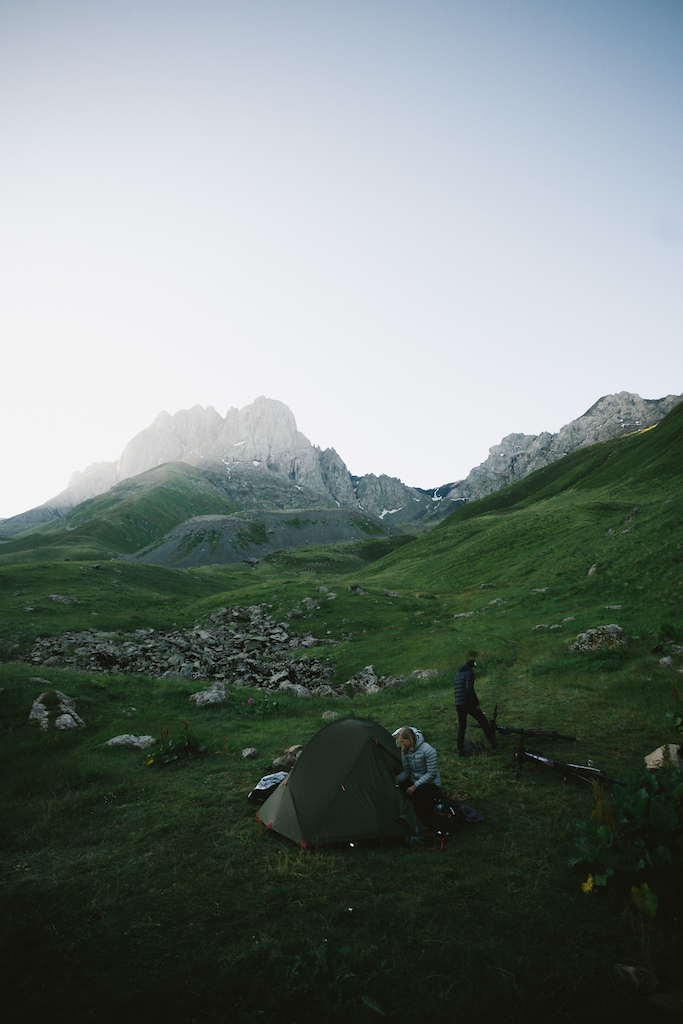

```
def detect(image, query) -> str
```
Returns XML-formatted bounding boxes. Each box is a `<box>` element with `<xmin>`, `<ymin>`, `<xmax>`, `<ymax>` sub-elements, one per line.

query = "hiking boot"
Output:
<box><xmin>491</xmin><ymin>742</ymin><xmax>504</xmax><ymax>754</ymax></box>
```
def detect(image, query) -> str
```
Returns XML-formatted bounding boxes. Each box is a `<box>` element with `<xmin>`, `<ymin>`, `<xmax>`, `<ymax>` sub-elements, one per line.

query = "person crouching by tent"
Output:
<box><xmin>453</xmin><ymin>659</ymin><xmax>503</xmax><ymax>758</ymax></box>
<box><xmin>395</xmin><ymin>727</ymin><xmax>444</xmax><ymax>825</ymax></box>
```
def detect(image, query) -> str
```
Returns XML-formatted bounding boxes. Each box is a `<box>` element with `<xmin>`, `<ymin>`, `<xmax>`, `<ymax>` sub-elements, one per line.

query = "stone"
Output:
<box><xmin>29</xmin><ymin>690</ymin><xmax>85</xmax><ymax>730</ymax></box>
<box><xmin>272</xmin><ymin>746</ymin><xmax>303</xmax><ymax>770</ymax></box>
<box><xmin>105</xmin><ymin>734</ymin><xmax>155</xmax><ymax>750</ymax></box>
<box><xmin>569</xmin><ymin>625</ymin><xmax>627</xmax><ymax>653</ymax></box>
<box><xmin>277</xmin><ymin>681</ymin><xmax>312</xmax><ymax>698</ymax></box>
<box><xmin>645</xmin><ymin>744</ymin><xmax>683</xmax><ymax>770</ymax></box>
<box><xmin>242</xmin><ymin>747</ymin><xmax>258</xmax><ymax>759</ymax></box>
<box><xmin>189</xmin><ymin>681</ymin><xmax>229</xmax><ymax>706</ymax></box>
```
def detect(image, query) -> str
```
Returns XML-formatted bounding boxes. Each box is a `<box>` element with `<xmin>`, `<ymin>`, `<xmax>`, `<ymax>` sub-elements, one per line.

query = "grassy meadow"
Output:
<box><xmin>1</xmin><ymin>410</ymin><xmax>682</xmax><ymax>1023</ymax></box>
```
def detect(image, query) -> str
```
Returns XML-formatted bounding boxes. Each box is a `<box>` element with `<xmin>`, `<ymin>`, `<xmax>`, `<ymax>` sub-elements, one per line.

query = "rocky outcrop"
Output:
<box><xmin>4</xmin><ymin>391</ymin><xmax>679</xmax><ymax>535</ymax></box>
<box><xmin>444</xmin><ymin>392</ymin><xmax>681</xmax><ymax>503</ymax></box>
<box><xmin>27</xmin><ymin>604</ymin><xmax>430</xmax><ymax>699</ymax></box>
<box><xmin>28</xmin><ymin>686</ymin><xmax>86</xmax><ymax>730</ymax></box>
<box><xmin>569</xmin><ymin>624</ymin><xmax>627</xmax><ymax>653</ymax></box>
<box><xmin>6</xmin><ymin>396</ymin><xmax>432</xmax><ymax>532</ymax></box>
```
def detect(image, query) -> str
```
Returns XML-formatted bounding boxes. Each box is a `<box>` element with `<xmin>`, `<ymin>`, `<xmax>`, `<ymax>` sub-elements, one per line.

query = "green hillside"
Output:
<box><xmin>360</xmin><ymin>404</ymin><xmax>683</xmax><ymax>612</ymax></box>
<box><xmin>1</xmin><ymin>403</ymin><xmax>682</xmax><ymax>1024</ymax></box>
<box><xmin>0</xmin><ymin>459</ymin><xmax>355</xmax><ymax>566</ymax></box>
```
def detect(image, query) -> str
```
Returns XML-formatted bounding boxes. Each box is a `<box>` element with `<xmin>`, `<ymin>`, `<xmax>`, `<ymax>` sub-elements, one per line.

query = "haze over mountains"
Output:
<box><xmin>1</xmin><ymin>391</ymin><xmax>680</xmax><ymax>541</ymax></box>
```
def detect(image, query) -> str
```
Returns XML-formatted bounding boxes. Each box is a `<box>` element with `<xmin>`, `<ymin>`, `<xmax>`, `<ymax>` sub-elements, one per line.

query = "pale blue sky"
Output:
<box><xmin>1</xmin><ymin>0</ymin><xmax>681</xmax><ymax>518</ymax></box>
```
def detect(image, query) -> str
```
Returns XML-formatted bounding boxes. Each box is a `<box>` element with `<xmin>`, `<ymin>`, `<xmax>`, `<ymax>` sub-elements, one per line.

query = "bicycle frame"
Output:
<box><xmin>513</xmin><ymin>745</ymin><xmax>625</xmax><ymax>787</ymax></box>
<box><xmin>487</xmin><ymin>705</ymin><xmax>577</xmax><ymax>742</ymax></box>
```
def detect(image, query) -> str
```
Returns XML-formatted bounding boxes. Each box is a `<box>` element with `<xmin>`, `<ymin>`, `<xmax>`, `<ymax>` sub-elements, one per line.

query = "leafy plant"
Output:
<box><xmin>234</xmin><ymin>695</ymin><xmax>280</xmax><ymax>716</ymax></box>
<box><xmin>572</xmin><ymin>766</ymin><xmax>683</xmax><ymax>913</ymax></box>
<box><xmin>147</xmin><ymin>721</ymin><xmax>207</xmax><ymax>766</ymax></box>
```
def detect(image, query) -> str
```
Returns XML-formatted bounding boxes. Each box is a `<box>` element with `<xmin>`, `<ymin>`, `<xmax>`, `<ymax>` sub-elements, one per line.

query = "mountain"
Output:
<box><xmin>0</xmin><ymin>397</ymin><xmax>441</xmax><ymax>537</ymax></box>
<box><xmin>1</xmin><ymin>391</ymin><xmax>680</xmax><ymax>547</ymax></box>
<box><xmin>439</xmin><ymin>391</ymin><xmax>681</xmax><ymax>505</ymax></box>
<box><xmin>357</xmin><ymin>392</ymin><xmax>683</xmax><ymax>593</ymax></box>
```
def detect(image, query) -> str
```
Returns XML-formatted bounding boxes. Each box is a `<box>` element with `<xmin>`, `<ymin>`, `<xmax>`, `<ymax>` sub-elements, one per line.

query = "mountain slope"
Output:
<box><xmin>0</xmin><ymin>397</ymin><xmax>438</xmax><ymax>535</ymax></box>
<box><xmin>439</xmin><ymin>390</ymin><xmax>681</xmax><ymax>506</ymax></box>
<box><xmin>120</xmin><ymin>507</ymin><xmax>397</xmax><ymax>569</ymax></box>
<box><xmin>0</xmin><ymin>458</ymin><xmax>399</xmax><ymax>567</ymax></box>
<box><xmin>4</xmin><ymin>391</ymin><xmax>678</xmax><ymax>539</ymax></box>
<box><xmin>358</xmin><ymin>400</ymin><xmax>683</xmax><ymax>604</ymax></box>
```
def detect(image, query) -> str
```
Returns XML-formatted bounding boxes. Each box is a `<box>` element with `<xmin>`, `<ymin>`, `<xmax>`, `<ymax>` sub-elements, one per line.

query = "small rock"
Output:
<box><xmin>105</xmin><ymin>734</ymin><xmax>155</xmax><ymax>750</ymax></box>
<box><xmin>242</xmin><ymin>747</ymin><xmax>258</xmax><ymax>760</ymax></box>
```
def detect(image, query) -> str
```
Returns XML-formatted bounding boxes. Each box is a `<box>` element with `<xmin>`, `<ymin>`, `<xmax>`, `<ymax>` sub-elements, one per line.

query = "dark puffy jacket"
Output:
<box><xmin>453</xmin><ymin>663</ymin><xmax>478</xmax><ymax>706</ymax></box>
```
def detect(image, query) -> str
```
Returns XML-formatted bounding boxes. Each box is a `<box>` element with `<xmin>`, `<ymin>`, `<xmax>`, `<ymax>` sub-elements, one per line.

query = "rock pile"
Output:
<box><xmin>28</xmin><ymin>604</ymin><xmax>430</xmax><ymax>699</ymax></box>
<box><xmin>29</xmin><ymin>603</ymin><xmax>337</xmax><ymax>691</ymax></box>
<box><xmin>569</xmin><ymin>624</ymin><xmax>627</xmax><ymax>653</ymax></box>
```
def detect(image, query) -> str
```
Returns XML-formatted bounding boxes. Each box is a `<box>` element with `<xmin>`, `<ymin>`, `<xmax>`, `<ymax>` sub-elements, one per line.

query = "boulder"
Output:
<box><xmin>569</xmin><ymin>624</ymin><xmax>627</xmax><ymax>653</ymax></box>
<box><xmin>105</xmin><ymin>734</ymin><xmax>155</xmax><ymax>750</ymax></box>
<box><xmin>189</xmin><ymin>681</ymin><xmax>230</xmax><ymax>707</ymax></box>
<box><xmin>645</xmin><ymin>745</ymin><xmax>683</xmax><ymax>770</ymax></box>
<box><xmin>28</xmin><ymin>690</ymin><xmax>85</xmax><ymax>730</ymax></box>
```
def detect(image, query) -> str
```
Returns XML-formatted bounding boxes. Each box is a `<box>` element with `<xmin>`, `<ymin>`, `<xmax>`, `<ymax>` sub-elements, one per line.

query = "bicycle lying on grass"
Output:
<box><xmin>512</xmin><ymin>746</ymin><xmax>626</xmax><ymax>787</ymax></box>
<box><xmin>488</xmin><ymin>704</ymin><xmax>578</xmax><ymax>743</ymax></box>
<box><xmin>474</xmin><ymin>707</ymin><xmax>624</xmax><ymax>787</ymax></box>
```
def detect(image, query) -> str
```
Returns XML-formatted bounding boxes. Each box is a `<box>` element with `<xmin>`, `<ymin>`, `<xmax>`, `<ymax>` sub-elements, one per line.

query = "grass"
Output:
<box><xmin>1</xmin><ymin>409</ymin><xmax>683</xmax><ymax>1023</ymax></box>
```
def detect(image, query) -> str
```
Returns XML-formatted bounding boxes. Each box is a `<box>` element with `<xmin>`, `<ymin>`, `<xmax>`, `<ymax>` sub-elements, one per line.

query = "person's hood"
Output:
<box><xmin>458</xmin><ymin>662</ymin><xmax>473</xmax><ymax>673</ymax></box>
<box><xmin>392</xmin><ymin>726</ymin><xmax>422</xmax><ymax>743</ymax></box>
<box><xmin>412</xmin><ymin>730</ymin><xmax>425</xmax><ymax>749</ymax></box>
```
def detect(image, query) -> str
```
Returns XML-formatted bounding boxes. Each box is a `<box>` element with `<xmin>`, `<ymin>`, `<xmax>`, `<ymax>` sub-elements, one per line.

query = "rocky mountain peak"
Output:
<box><xmin>445</xmin><ymin>391</ymin><xmax>681</xmax><ymax>503</ymax></box>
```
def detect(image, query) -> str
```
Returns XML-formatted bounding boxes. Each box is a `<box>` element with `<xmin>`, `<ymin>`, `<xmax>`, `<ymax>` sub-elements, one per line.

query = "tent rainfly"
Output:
<box><xmin>256</xmin><ymin>717</ymin><xmax>425</xmax><ymax>846</ymax></box>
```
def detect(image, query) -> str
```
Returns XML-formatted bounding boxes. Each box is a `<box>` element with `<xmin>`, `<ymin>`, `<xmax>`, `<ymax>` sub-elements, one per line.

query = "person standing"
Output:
<box><xmin>453</xmin><ymin>659</ymin><xmax>503</xmax><ymax>758</ymax></box>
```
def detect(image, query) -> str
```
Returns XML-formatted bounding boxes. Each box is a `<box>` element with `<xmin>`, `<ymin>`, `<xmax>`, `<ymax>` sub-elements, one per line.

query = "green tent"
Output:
<box><xmin>256</xmin><ymin>717</ymin><xmax>424</xmax><ymax>847</ymax></box>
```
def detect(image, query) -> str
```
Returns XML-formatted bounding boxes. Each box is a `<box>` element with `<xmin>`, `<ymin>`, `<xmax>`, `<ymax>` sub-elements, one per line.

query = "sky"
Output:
<box><xmin>1</xmin><ymin>0</ymin><xmax>681</xmax><ymax>519</ymax></box>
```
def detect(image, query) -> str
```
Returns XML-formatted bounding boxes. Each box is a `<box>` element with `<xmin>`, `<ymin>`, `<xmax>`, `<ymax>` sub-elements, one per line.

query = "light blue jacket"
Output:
<box><xmin>396</xmin><ymin>732</ymin><xmax>441</xmax><ymax>789</ymax></box>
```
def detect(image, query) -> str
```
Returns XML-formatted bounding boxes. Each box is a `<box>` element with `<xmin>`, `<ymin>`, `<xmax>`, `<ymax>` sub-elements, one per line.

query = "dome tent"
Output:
<box><xmin>256</xmin><ymin>717</ymin><xmax>425</xmax><ymax>847</ymax></box>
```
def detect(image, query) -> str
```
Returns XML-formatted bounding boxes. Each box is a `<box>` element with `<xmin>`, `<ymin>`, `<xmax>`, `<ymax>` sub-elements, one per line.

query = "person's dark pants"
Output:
<box><xmin>456</xmin><ymin>701</ymin><xmax>497</xmax><ymax>752</ymax></box>
<box><xmin>398</xmin><ymin>779</ymin><xmax>442</xmax><ymax>826</ymax></box>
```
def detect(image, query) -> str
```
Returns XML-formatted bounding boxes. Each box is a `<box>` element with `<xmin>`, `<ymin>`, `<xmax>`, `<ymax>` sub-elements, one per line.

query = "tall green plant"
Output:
<box><xmin>572</xmin><ymin>765</ymin><xmax>683</xmax><ymax>915</ymax></box>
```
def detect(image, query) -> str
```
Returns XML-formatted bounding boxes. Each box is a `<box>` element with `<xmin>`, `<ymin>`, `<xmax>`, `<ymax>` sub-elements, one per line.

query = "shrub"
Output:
<box><xmin>572</xmin><ymin>765</ymin><xmax>683</xmax><ymax>915</ymax></box>
<box><xmin>146</xmin><ymin>721</ymin><xmax>207</xmax><ymax>766</ymax></box>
